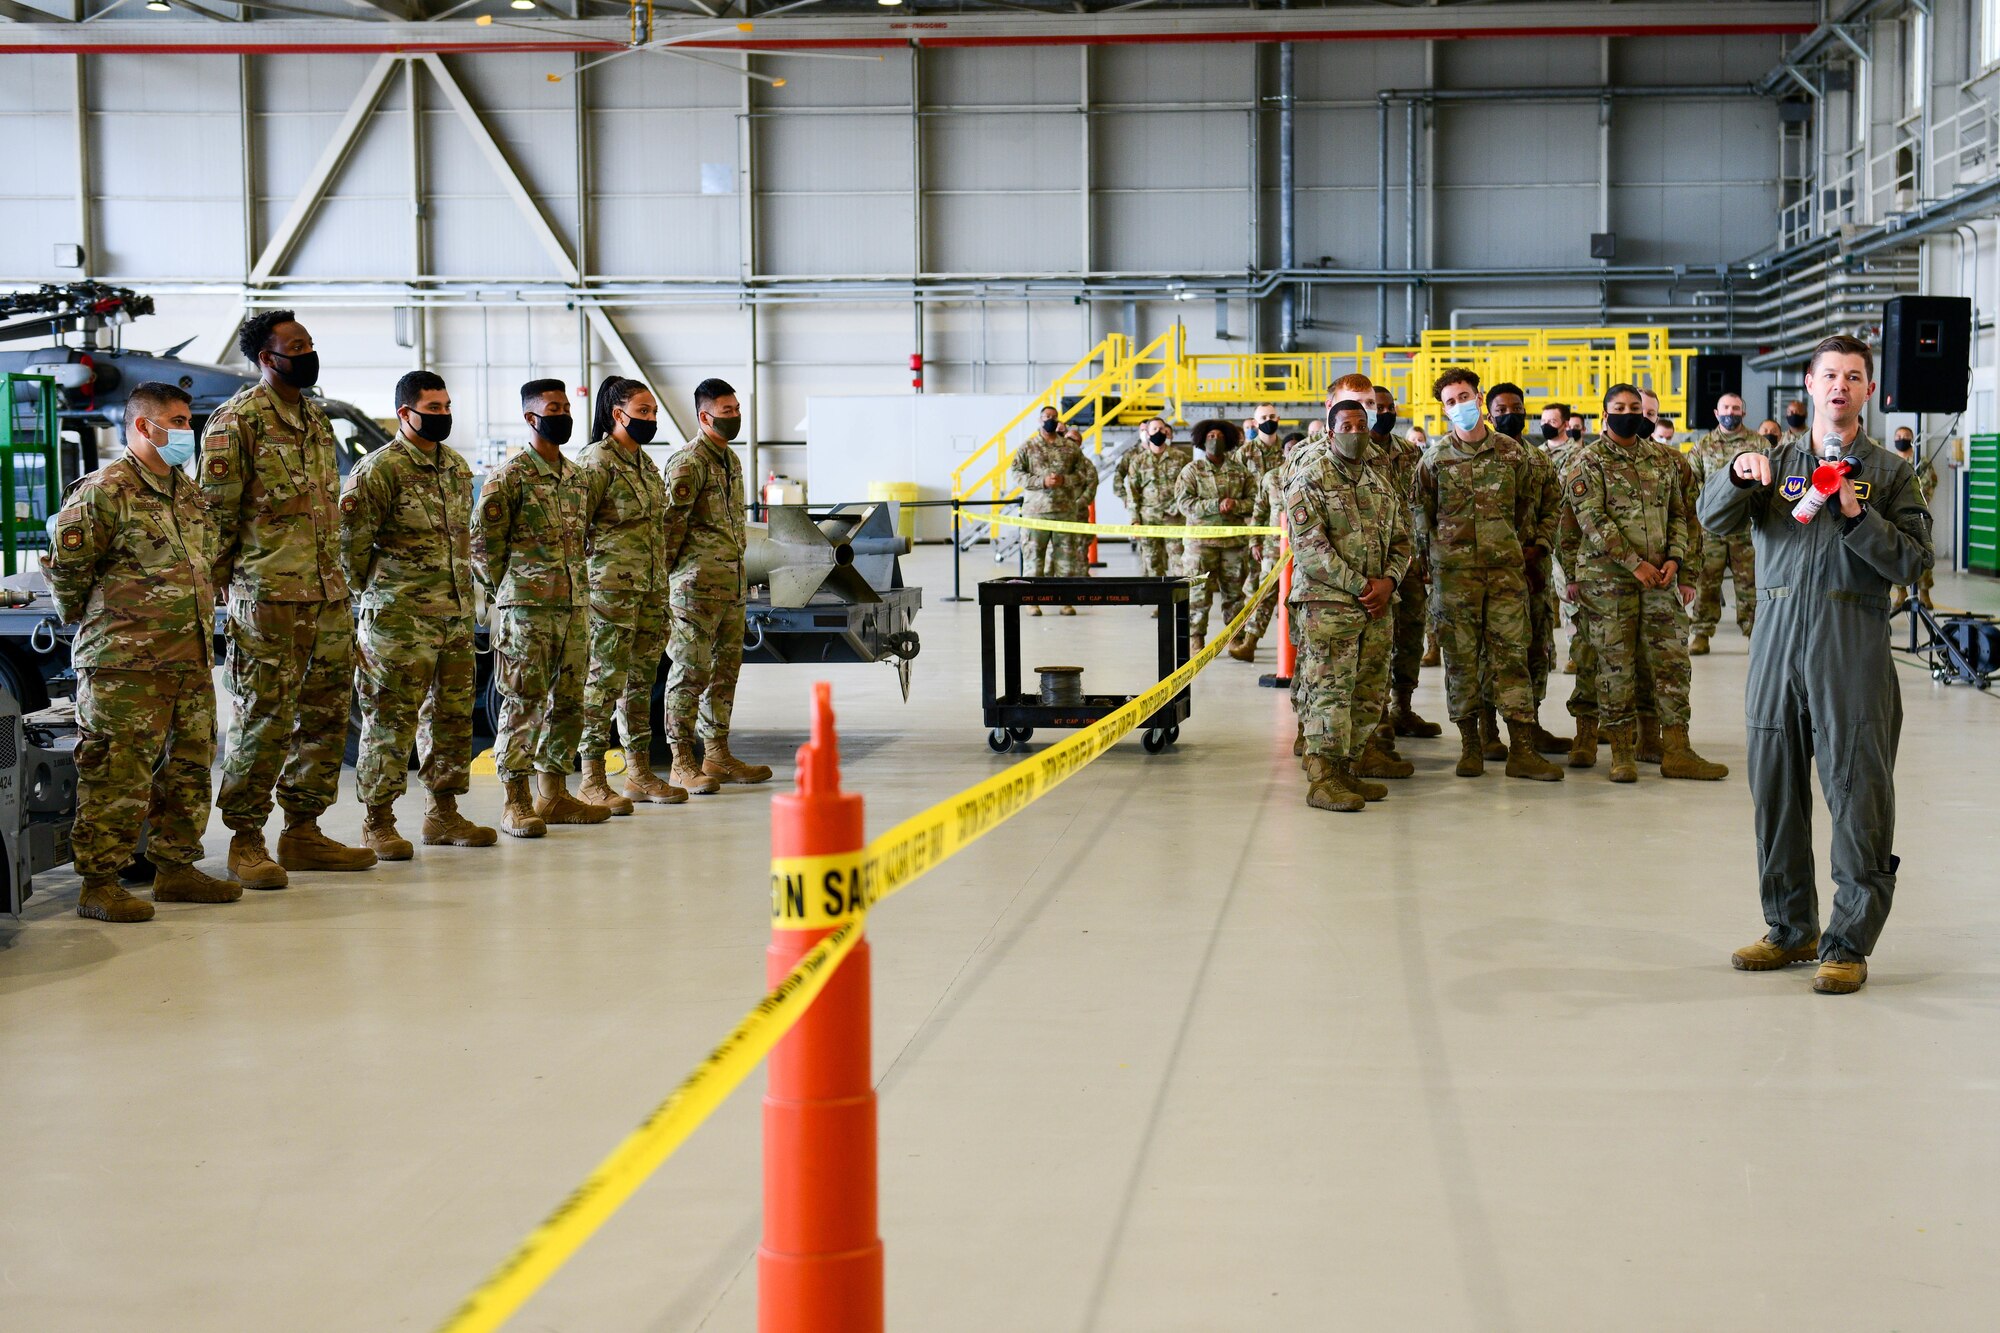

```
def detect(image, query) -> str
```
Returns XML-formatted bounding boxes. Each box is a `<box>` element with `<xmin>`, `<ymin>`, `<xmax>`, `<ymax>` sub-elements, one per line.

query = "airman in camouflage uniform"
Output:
<box><xmin>473</xmin><ymin>385</ymin><xmax>608</xmax><ymax>837</ymax></box>
<box><xmin>49</xmin><ymin>382</ymin><xmax>239</xmax><ymax>922</ymax></box>
<box><xmin>1236</xmin><ymin>405</ymin><xmax>1286</xmax><ymax>490</ymax></box>
<box><xmin>1287</xmin><ymin>408</ymin><xmax>1413</xmax><ymax>812</ymax></box>
<box><xmin>576</xmin><ymin>379</ymin><xmax>685</xmax><ymax>813</ymax></box>
<box><xmin>1778</xmin><ymin>400</ymin><xmax>1810</xmax><ymax>448</ymax></box>
<box><xmin>1009</xmin><ymin>406</ymin><xmax>1093</xmax><ymax>605</ymax></box>
<box><xmin>1236</xmin><ymin>428</ymin><xmax>1308</xmax><ymax>657</ymax></box>
<box><xmin>202</xmin><ymin>311</ymin><xmax>375</xmax><ymax>886</ymax></box>
<box><xmin>1114</xmin><ymin>419</ymin><xmax>1191</xmax><ymax>581</ymax></box>
<box><xmin>1481</xmin><ymin>383</ymin><xmax>1570</xmax><ymax>759</ymax></box>
<box><xmin>1368</xmin><ymin>387</ymin><xmax>1439</xmax><ymax>742</ymax></box>
<box><xmin>340</xmin><ymin>371</ymin><xmax>494</xmax><ymax>860</ymax></box>
<box><xmin>661</xmin><ymin>377</ymin><xmax>773</xmax><ymax>794</ymax></box>
<box><xmin>1561</xmin><ymin>384</ymin><xmax>1726</xmax><ymax>784</ymax></box>
<box><xmin>1687</xmin><ymin>397</ymin><xmax>1759</xmax><ymax>653</ymax></box>
<box><xmin>1419</xmin><ymin>368</ymin><xmax>1564</xmax><ymax>781</ymax></box>
<box><xmin>1892</xmin><ymin>430</ymin><xmax>1937</xmax><ymax>606</ymax></box>
<box><xmin>1173</xmin><ymin>420</ymin><xmax>1257</xmax><ymax>650</ymax></box>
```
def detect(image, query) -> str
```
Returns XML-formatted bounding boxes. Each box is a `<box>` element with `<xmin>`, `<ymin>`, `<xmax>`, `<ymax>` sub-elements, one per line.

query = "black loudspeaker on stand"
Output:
<box><xmin>1882</xmin><ymin>296</ymin><xmax>1972</xmax><ymax>413</ymax></box>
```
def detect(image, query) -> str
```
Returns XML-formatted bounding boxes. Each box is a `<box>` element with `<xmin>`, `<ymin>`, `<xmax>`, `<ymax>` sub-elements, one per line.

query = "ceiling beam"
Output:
<box><xmin>248</xmin><ymin>53</ymin><xmax>398</xmax><ymax>283</ymax></box>
<box><xmin>0</xmin><ymin>0</ymin><xmax>66</xmax><ymax>20</ymax></box>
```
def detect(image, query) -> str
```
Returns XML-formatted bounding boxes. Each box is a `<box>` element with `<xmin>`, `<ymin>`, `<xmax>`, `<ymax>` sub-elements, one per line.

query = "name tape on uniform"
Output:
<box><xmin>438</xmin><ymin>556</ymin><xmax>1290</xmax><ymax>1331</ymax></box>
<box><xmin>978</xmin><ymin>510</ymin><xmax>1282</xmax><ymax>541</ymax></box>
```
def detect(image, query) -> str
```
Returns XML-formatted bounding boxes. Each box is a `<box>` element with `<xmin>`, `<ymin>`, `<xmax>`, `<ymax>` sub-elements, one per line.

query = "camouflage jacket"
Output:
<box><xmin>1284</xmin><ymin>446</ymin><xmax>1412</xmax><ymax>605</ymax></box>
<box><xmin>1559</xmin><ymin>433</ymin><xmax>1692</xmax><ymax>585</ymax></box>
<box><xmin>1416</xmin><ymin>429</ymin><xmax>1546</xmax><ymax>573</ymax></box>
<box><xmin>1117</xmin><ymin>442</ymin><xmax>1194</xmax><ymax>521</ymax></box>
<box><xmin>1914</xmin><ymin>457</ymin><xmax>1938</xmax><ymax>506</ymax></box>
<box><xmin>1688</xmin><ymin>426</ymin><xmax>1757</xmax><ymax>486</ymax></box>
<box><xmin>199</xmin><ymin>382</ymin><xmax>349</xmax><ymax>604</ymax></box>
<box><xmin>662</xmin><ymin>432</ymin><xmax>748</xmax><ymax>608</ymax></box>
<box><xmin>472</xmin><ymin>445</ymin><xmax>589</xmax><ymax>608</ymax></box>
<box><xmin>49</xmin><ymin>456</ymin><xmax>215</xmax><ymax>671</ymax></box>
<box><xmin>1369</xmin><ymin>430</ymin><xmax>1429</xmax><ymax>563</ymax></box>
<box><xmin>581</xmin><ymin>436</ymin><xmax>669</xmax><ymax>596</ymax></box>
<box><xmin>339</xmin><ymin>432</ymin><xmax>475</xmax><ymax>616</ymax></box>
<box><xmin>1173</xmin><ymin>454</ymin><xmax>1258</xmax><ymax>548</ymax></box>
<box><xmin>1008</xmin><ymin>433</ymin><xmax>1092</xmax><ymax>517</ymax></box>
<box><xmin>1548</xmin><ymin>436</ymin><xmax>1588</xmax><ymax>577</ymax></box>
<box><xmin>1662</xmin><ymin>442</ymin><xmax>1705</xmax><ymax>570</ymax></box>
<box><xmin>1237</xmin><ymin>429</ymin><xmax>1285</xmax><ymax>487</ymax></box>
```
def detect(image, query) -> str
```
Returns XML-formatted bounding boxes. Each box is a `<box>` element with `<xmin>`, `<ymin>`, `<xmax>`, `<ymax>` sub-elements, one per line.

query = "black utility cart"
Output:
<box><xmin>978</xmin><ymin>576</ymin><xmax>1192</xmax><ymax>753</ymax></box>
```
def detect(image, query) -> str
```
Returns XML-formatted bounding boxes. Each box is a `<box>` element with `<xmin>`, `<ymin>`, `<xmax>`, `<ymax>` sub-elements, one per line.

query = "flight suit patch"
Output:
<box><xmin>1852</xmin><ymin>480</ymin><xmax>1871</xmax><ymax>501</ymax></box>
<box><xmin>1779</xmin><ymin>476</ymin><xmax>1807</xmax><ymax>501</ymax></box>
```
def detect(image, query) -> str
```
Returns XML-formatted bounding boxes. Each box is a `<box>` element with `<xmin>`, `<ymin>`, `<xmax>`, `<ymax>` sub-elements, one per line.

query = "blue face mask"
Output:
<box><xmin>156</xmin><ymin>427</ymin><xmax>198</xmax><ymax>469</ymax></box>
<box><xmin>1445</xmin><ymin>400</ymin><xmax>1482</xmax><ymax>433</ymax></box>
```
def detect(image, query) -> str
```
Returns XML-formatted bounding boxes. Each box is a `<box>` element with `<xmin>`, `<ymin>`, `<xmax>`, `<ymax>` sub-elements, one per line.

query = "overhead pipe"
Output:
<box><xmin>1277</xmin><ymin>37</ymin><xmax>1297</xmax><ymax>353</ymax></box>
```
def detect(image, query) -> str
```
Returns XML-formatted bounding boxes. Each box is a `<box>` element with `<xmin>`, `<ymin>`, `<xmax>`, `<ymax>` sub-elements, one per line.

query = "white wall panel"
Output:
<box><xmin>923</xmin><ymin>46</ymin><xmax>1077</xmax><ymax>107</ymax></box>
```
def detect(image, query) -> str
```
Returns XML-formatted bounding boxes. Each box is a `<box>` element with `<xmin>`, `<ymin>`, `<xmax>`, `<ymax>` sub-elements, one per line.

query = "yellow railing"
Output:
<box><xmin>950</xmin><ymin>326</ymin><xmax>1694</xmax><ymax>502</ymax></box>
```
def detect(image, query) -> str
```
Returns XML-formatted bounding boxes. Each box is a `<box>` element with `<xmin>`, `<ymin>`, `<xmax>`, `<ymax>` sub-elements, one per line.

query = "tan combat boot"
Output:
<box><xmin>227</xmin><ymin>829</ymin><xmax>289</xmax><ymax>890</ymax></box>
<box><xmin>1567</xmin><ymin>717</ymin><xmax>1599</xmax><ymax>769</ymax></box>
<box><xmin>1421</xmin><ymin>635</ymin><xmax>1440</xmax><ymax>667</ymax></box>
<box><xmin>1292</xmin><ymin>718</ymin><xmax>1305</xmax><ymax>758</ymax></box>
<box><xmin>1608</xmin><ymin>724</ymin><xmax>1639</xmax><ymax>784</ymax></box>
<box><xmin>1689</xmin><ymin>633</ymin><xmax>1711</xmax><ymax>656</ymax></box>
<box><xmin>1030</xmin><ymin>606</ymin><xmax>1042</xmax><ymax>617</ymax></box>
<box><xmin>77</xmin><ymin>875</ymin><xmax>154</xmax><ymax>923</ymax></box>
<box><xmin>670</xmin><ymin>744</ymin><xmax>722</xmax><ymax>795</ymax></box>
<box><xmin>1340</xmin><ymin>756</ymin><xmax>1388</xmax><ymax>803</ymax></box>
<box><xmin>1530</xmin><ymin>720</ymin><xmax>1572</xmax><ymax>755</ymax></box>
<box><xmin>533</xmin><ymin>771</ymin><xmax>611</xmax><ymax>825</ymax></box>
<box><xmin>152</xmin><ymin>862</ymin><xmax>242</xmax><ymax>904</ymax></box>
<box><xmin>1660</xmin><ymin>726</ymin><xmax>1728</xmax><ymax>780</ymax></box>
<box><xmin>1356</xmin><ymin>733</ymin><xmax>1414</xmax><ymax>780</ymax></box>
<box><xmin>622</xmin><ymin>752</ymin><xmax>689</xmax><ymax>805</ymax></box>
<box><xmin>1303</xmin><ymin>756</ymin><xmax>1364</xmax><ymax>813</ymax></box>
<box><xmin>1479</xmin><ymin>705</ymin><xmax>1508</xmax><ymax>761</ymax></box>
<box><xmin>703</xmin><ymin>736</ymin><xmax>773</xmax><ymax>785</ymax></box>
<box><xmin>1227</xmin><ymin>632</ymin><xmax>1258</xmax><ymax>662</ymax></box>
<box><xmin>1504</xmin><ymin>719</ymin><xmax>1565</xmax><ymax>782</ymax></box>
<box><xmin>500</xmin><ymin>778</ymin><xmax>546</xmax><ymax>838</ymax></box>
<box><xmin>1561</xmin><ymin>653</ymin><xmax>1576</xmax><ymax>675</ymax></box>
<box><xmin>360</xmin><ymin>804</ymin><xmax>414</xmax><ymax>861</ymax></box>
<box><xmin>1059</xmin><ymin>605</ymin><xmax>1077</xmax><ymax>617</ymax></box>
<box><xmin>1454</xmin><ymin>718</ymin><xmax>1485</xmax><ymax>778</ymax></box>
<box><xmin>1190</xmin><ymin>633</ymin><xmax>1206</xmax><ymax>652</ymax></box>
<box><xmin>1637</xmin><ymin>714</ymin><xmax>1665</xmax><ymax>764</ymax></box>
<box><xmin>1731</xmin><ymin>934</ymin><xmax>1819</xmax><ymax>971</ymax></box>
<box><xmin>1813</xmin><ymin>959</ymin><xmax>1868</xmax><ymax>994</ymax></box>
<box><xmin>278</xmin><ymin>814</ymin><xmax>379</xmax><ymax>872</ymax></box>
<box><xmin>1391</xmin><ymin>686</ymin><xmax>1442</xmax><ymax>739</ymax></box>
<box><xmin>578</xmin><ymin>758</ymin><xmax>635</xmax><ymax>816</ymax></box>
<box><xmin>423</xmin><ymin>792</ymin><xmax>497</xmax><ymax>847</ymax></box>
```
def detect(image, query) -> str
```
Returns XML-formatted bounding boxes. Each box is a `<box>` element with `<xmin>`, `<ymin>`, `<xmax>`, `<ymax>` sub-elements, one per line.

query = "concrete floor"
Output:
<box><xmin>3</xmin><ymin>547</ymin><xmax>1998</xmax><ymax>1333</ymax></box>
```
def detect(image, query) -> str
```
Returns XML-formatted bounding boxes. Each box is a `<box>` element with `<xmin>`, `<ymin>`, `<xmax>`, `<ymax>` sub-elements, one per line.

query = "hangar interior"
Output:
<box><xmin>3</xmin><ymin>1</ymin><xmax>1999</xmax><ymax>1330</ymax></box>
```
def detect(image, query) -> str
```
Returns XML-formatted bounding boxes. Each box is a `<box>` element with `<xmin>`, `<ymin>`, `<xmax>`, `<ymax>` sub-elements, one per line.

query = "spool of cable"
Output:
<box><xmin>1035</xmin><ymin>665</ymin><xmax>1084</xmax><ymax>707</ymax></box>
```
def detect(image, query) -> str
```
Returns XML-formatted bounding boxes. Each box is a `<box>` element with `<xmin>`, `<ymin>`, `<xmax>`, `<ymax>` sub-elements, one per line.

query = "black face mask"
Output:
<box><xmin>1635</xmin><ymin>416</ymin><xmax>1658</xmax><ymax>439</ymax></box>
<box><xmin>1605</xmin><ymin>413</ymin><xmax>1651</xmax><ymax>439</ymax></box>
<box><xmin>1784</xmin><ymin>411</ymin><xmax>1807</xmax><ymax>430</ymax></box>
<box><xmin>1372</xmin><ymin>410</ymin><xmax>1396</xmax><ymax>435</ymax></box>
<box><xmin>1257</xmin><ymin>419</ymin><xmax>1279</xmax><ymax>435</ymax></box>
<box><xmin>1540</xmin><ymin>422</ymin><xmax>1560</xmax><ymax>442</ymax></box>
<box><xmin>1491</xmin><ymin>412</ymin><xmax>1526</xmax><ymax>437</ymax></box>
<box><xmin>1716</xmin><ymin>413</ymin><xmax>1743</xmax><ymax>431</ymax></box>
<box><xmin>622</xmin><ymin>417</ymin><xmax>660</xmax><ymax>446</ymax></box>
<box><xmin>531</xmin><ymin>413</ymin><xmax>574</xmax><ymax>446</ymax></box>
<box><xmin>1041</xmin><ymin>418</ymin><xmax>1059</xmax><ymax>434</ymax></box>
<box><xmin>269</xmin><ymin>350</ymin><xmax>320</xmax><ymax>390</ymax></box>
<box><xmin>1565</xmin><ymin>426</ymin><xmax>1583</xmax><ymax>440</ymax></box>
<box><xmin>1759</xmin><ymin>431</ymin><xmax>1780</xmax><ymax>446</ymax></box>
<box><xmin>1148</xmin><ymin>431</ymin><xmax>1168</xmax><ymax>446</ymax></box>
<box><xmin>406</xmin><ymin>410</ymin><xmax>452</xmax><ymax>444</ymax></box>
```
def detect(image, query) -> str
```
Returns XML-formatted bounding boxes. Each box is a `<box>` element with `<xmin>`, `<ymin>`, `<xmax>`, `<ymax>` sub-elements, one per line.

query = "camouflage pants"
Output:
<box><xmin>1432</xmin><ymin>566</ymin><xmax>1534</xmax><ymax>722</ymax></box>
<box><xmin>73</xmin><ymin>667</ymin><xmax>215</xmax><ymax>878</ymax></box>
<box><xmin>1525</xmin><ymin>565</ymin><xmax>1559</xmax><ymax>706</ymax></box>
<box><xmin>581</xmin><ymin>588</ymin><xmax>670</xmax><ymax>761</ymax></box>
<box><xmin>492</xmin><ymin>603</ymin><xmax>587</xmax><ymax>780</ymax></box>
<box><xmin>1295</xmin><ymin>600</ymin><xmax>1391</xmax><ymax>762</ymax></box>
<box><xmin>1566</xmin><ymin>598</ymin><xmax>1661</xmax><ymax>720</ymax></box>
<box><xmin>1390</xmin><ymin>566</ymin><xmax>1428</xmax><ymax>692</ymax></box>
<box><xmin>1246</xmin><ymin>539</ymin><xmax>1283</xmax><ymax>637</ymax></box>
<box><xmin>1132</xmin><ymin>533</ymin><xmax>1177</xmax><ymax>579</ymax></box>
<box><xmin>354</xmin><ymin>608</ymin><xmax>475</xmax><ymax>805</ymax></box>
<box><xmin>1580</xmin><ymin>578</ymin><xmax>1691</xmax><ymax>729</ymax></box>
<box><xmin>1026</xmin><ymin>524</ymin><xmax>1089</xmax><ymax>578</ymax></box>
<box><xmin>665</xmin><ymin>595</ymin><xmax>746</xmax><ymax>745</ymax></box>
<box><xmin>1693</xmin><ymin>531</ymin><xmax>1756</xmax><ymax>638</ymax></box>
<box><xmin>1182</xmin><ymin>542</ymin><xmax>1251</xmax><ymax>640</ymax></box>
<box><xmin>218</xmin><ymin>597</ymin><xmax>353</xmax><ymax>829</ymax></box>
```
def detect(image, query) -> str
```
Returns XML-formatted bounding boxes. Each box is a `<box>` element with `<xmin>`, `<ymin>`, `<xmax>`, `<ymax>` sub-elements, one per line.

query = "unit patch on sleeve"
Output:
<box><xmin>59</xmin><ymin>525</ymin><xmax>84</xmax><ymax>551</ymax></box>
<box><xmin>1571</xmin><ymin>476</ymin><xmax>1588</xmax><ymax>497</ymax></box>
<box><xmin>673</xmin><ymin>480</ymin><xmax>694</xmax><ymax>505</ymax></box>
<box><xmin>206</xmin><ymin>455</ymin><xmax>230</xmax><ymax>479</ymax></box>
<box><xmin>339</xmin><ymin>492</ymin><xmax>359</xmax><ymax>514</ymax></box>
<box><xmin>482</xmin><ymin>497</ymin><xmax>504</xmax><ymax>522</ymax></box>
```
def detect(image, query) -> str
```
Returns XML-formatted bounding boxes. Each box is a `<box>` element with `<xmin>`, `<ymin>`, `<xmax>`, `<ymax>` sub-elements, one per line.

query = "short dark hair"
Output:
<box><xmin>694</xmin><ymin>377</ymin><xmax>736</xmax><ymax>413</ymax></box>
<box><xmin>1281</xmin><ymin>431</ymin><xmax>1307</xmax><ymax>446</ymax></box>
<box><xmin>238</xmin><ymin>308</ymin><xmax>298</xmax><ymax>363</ymax></box>
<box><xmin>1544</xmin><ymin>401</ymin><xmax>1570</xmax><ymax>418</ymax></box>
<box><xmin>520</xmin><ymin>377</ymin><xmax>567</xmax><ymax>407</ymax></box>
<box><xmin>1432</xmin><ymin>367</ymin><xmax>1480</xmax><ymax>400</ymax></box>
<box><xmin>127</xmin><ymin>380</ymin><xmax>192</xmax><ymax>421</ymax></box>
<box><xmin>395</xmin><ymin>370</ymin><xmax>447</xmax><ymax>411</ymax></box>
<box><xmin>1603</xmin><ymin>382</ymin><xmax>1643</xmax><ymax>410</ymax></box>
<box><xmin>1485</xmin><ymin>381</ymin><xmax>1524</xmax><ymax>407</ymax></box>
<box><xmin>1808</xmin><ymin>333</ymin><xmax>1875</xmax><ymax>380</ymax></box>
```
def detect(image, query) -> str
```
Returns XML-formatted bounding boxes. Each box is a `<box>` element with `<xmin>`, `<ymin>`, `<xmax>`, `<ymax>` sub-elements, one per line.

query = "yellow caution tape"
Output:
<box><xmin>438</xmin><ymin>554</ymin><xmax>1289</xmax><ymax>1332</ymax></box>
<box><xmin>978</xmin><ymin>510</ymin><xmax>1281</xmax><ymax>540</ymax></box>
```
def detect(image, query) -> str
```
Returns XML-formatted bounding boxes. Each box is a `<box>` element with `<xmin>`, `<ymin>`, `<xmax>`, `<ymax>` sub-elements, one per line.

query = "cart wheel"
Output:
<box><xmin>1142</xmin><ymin>728</ymin><xmax>1167</xmax><ymax>753</ymax></box>
<box><xmin>987</xmin><ymin>728</ymin><xmax>1012</xmax><ymax>752</ymax></box>
<box><xmin>1165</xmin><ymin>724</ymin><xmax>1180</xmax><ymax>745</ymax></box>
<box><xmin>1008</xmin><ymin>726</ymin><xmax>1034</xmax><ymax>744</ymax></box>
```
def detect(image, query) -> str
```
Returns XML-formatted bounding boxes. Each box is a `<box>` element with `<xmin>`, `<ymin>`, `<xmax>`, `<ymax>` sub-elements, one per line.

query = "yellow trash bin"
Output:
<box><xmin>868</xmin><ymin>481</ymin><xmax>919</xmax><ymax>542</ymax></box>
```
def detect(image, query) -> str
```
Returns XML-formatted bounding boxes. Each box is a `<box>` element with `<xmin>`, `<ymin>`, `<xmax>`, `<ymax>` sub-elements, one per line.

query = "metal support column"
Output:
<box><xmin>1277</xmin><ymin>39</ymin><xmax>1297</xmax><ymax>352</ymax></box>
